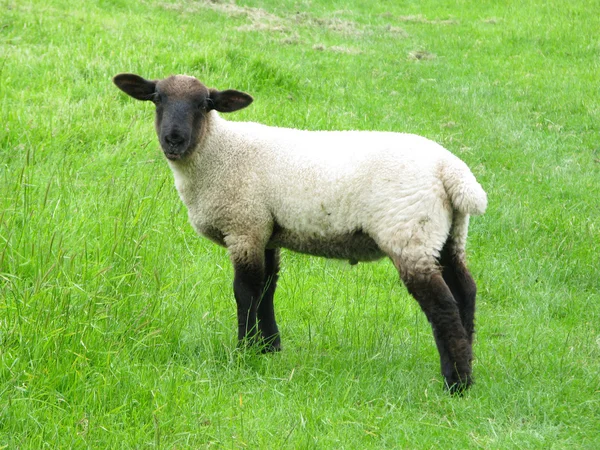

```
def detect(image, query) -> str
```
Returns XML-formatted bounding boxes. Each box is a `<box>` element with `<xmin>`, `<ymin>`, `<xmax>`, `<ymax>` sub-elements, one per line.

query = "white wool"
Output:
<box><xmin>169</xmin><ymin>111</ymin><xmax>486</xmax><ymax>272</ymax></box>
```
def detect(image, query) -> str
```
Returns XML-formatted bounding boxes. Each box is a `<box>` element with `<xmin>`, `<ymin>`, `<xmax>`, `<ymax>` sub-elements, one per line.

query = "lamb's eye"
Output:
<box><xmin>152</xmin><ymin>93</ymin><xmax>162</xmax><ymax>105</ymax></box>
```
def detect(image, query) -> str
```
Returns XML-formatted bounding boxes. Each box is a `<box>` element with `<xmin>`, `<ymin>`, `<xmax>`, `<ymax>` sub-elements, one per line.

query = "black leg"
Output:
<box><xmin>233</xmin><ymin>259</ymin><xmax>264</xmax><ymax>346</ymax></box>
<box><xmin>402</xmin><ymin>271</ymin><xmax>473</xmax><ymax>393</ymax></box>
<box><xmin>440</xmin><ymin>245</ymin><xmax>477</xmax><ymax>343</ymax></box>
<box><xmin>257</xmin><ymin>248</ymin><xmax>281</xmax><ymax>352</ymax></box>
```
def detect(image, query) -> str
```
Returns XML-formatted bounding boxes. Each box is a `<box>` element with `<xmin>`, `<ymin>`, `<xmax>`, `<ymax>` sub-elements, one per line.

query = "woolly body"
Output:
<box><xmin>169</xmin><ymin>112</ymin><xmax>486</xmax><ymax>277</ymax></box>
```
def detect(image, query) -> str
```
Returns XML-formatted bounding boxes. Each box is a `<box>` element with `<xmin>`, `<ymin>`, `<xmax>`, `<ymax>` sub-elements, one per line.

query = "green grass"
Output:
<box><xmin>1</xmin><ymin>0</ymin><xmax>599</xmax><ymax>447</ymax></box>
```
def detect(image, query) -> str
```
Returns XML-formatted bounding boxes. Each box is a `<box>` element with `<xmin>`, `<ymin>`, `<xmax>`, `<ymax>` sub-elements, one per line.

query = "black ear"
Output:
<box><xmin>208</xmin><ymin>89</ymin><xmax>253</xmax><ymax>113</ymax></box>
<box><xmin>113</xmin><ymin>73</ymin><xmax>157</xmax><ymax>101</ymax></box>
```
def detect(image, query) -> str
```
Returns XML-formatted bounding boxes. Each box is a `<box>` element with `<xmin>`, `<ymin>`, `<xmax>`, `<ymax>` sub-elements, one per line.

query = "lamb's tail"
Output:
<box><xmin>439</xmin><ymin>157</ymin><xmax>487</xmax><ymax>216</ymax></box>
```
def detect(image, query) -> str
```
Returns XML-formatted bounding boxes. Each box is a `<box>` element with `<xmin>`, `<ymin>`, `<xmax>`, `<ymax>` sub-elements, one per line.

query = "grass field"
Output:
<box><xmin>1</xmin><ymin>0</ymin><xmax>599</xmax><ymax>447</ymax></box>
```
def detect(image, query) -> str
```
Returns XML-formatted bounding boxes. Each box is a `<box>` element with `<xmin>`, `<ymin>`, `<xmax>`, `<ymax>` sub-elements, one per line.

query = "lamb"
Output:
<box><xmin>113</xmin><ymin>73</ymin><xmax>487</xmax><ymax>393</ymax></box>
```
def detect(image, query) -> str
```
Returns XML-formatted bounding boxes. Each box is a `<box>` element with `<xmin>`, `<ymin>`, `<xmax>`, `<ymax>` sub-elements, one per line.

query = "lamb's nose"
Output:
<box><xmin>165</xmin><ymin>132</ymin><xmax>184</xmax><ymax>147</ymax></box>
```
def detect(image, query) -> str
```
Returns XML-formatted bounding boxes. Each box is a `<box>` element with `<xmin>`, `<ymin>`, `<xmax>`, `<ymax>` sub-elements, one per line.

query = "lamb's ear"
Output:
<box><xmin>113</xmin><ymin>73</ymin><xmax>157</xmax><ymax>101</ymax></box>
<box><xmin>208</xmin><ymin>89</ymin><xmax>253</xmax><ymax>113</ymax></box>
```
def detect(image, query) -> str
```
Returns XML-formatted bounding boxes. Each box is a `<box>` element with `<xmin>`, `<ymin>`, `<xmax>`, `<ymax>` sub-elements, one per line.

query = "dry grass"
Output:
<box><xmin>159</xmin><ymin>0</ymin><xmax>408</xmax><ymax>37</ymax></box>
<box><xmin>397</xmin><ymin>14</ymin><xmax>459</xmax><ymax>25</ymax></box>
<box><xmin>408</xmin><ymin>50</ymin><xmax>437</xmax><ymax>60</ymax></box>
<box><xmin>312</xmin><ymin>44</ymin><xmax>362</xmax><ymax>54</ymax></box>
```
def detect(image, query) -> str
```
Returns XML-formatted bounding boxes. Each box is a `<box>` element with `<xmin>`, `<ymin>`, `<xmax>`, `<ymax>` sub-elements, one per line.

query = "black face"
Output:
<box><xmin>152</xmin><ymin>77</ymin><xmax>210</xmax><ymax>161</ymax></box>
<box><xmin>113</xmin><ymin>73</ymin><xmax>254</xmax><ymax>161</ymax></box>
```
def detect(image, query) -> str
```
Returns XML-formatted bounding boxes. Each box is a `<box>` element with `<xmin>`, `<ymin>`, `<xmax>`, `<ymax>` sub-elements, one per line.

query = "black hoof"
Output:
<box><xmin>444</xmin><ymin>374</ymin><xmax>472</xmax><ymax>395</ymax></box>
<box><xmin>260</xmin><ymin>335</ymin><xmax>281</xmax><ymax>353</ymax></box>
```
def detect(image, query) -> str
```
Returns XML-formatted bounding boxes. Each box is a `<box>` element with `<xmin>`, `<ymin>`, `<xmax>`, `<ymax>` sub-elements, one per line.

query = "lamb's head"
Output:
<box><xmin>113</xmin><ymin>73</ymin><xmax>253</xmax><ymax>161</ymax></box>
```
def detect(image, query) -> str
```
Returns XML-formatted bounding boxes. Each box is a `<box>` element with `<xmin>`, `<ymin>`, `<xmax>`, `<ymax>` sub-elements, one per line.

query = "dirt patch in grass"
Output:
<box><xmin>313</xmin><ymin>44</ymin><xmax>362</xmax><ymax>54</ymax></box>
<box><xmin>408</xmin><ymin>50</ymin><xmax>436</xmax><ymax>60</ymax></box>
<box><xmin>236</xmin><ymin>22</ymin><xmax>287</xmax><ymax>32</ymax></box>
<box><xmin>160</xmin><ymin>0</ymin><xmax>287</xmax><ymax>31</ymax></box>
<box><xmin>384</xmin><ymin>25</ymin><xmax>409</xmax><ymax>37</ymax></box>
<box><xmin>397</xmin><ymin>14</ymin><xmax>458</xmax><ymax>25</ymax></box>
<box><xmin>279</xmin><ymin>34</ymin><xmax>302</xmax><ymax>45</ymax></box>
<box><xmin>293</xmin><ymin>12</ymin><xmax>361</xmax><ymax>36</ymax></box>
<box><xmin>206</xmin><ymin>1</ymin><xmax>287</xmax><ymax>32</ymax></box>
<box><xmin>160</xmin><ymin>1</ymin><xmax>410</xmax><ymax>40</ymax></box>
<box><xmin>482</xmin><ymin>17</ymin><xmax>501</xmax><ymax>24</ymax></box>
<box><xmin>159</xmin><ymin>1</ymin><xmax>367</xmax><ymax>36</ymax></box>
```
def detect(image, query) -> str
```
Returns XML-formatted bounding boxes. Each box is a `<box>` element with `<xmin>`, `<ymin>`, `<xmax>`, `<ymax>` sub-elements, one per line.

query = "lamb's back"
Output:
<box><xmin>234</xmin><ymin>124</ymin><xmax>450</xmax><ymax>235</ymax></box>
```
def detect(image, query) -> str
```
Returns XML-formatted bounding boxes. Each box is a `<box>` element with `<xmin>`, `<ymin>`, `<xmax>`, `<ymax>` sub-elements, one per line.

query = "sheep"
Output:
<box><xmin>113</xmin><ymin>73</ymin><xmax>487</xmax><ymax>393</ymax></box>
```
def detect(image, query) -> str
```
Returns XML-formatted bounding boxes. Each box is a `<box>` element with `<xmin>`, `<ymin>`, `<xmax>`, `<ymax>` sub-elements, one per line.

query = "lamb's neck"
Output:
<box><xmin>166</xmin><ymin>112</ymin><xmax>236</xmax><ymax>203</ymax></box>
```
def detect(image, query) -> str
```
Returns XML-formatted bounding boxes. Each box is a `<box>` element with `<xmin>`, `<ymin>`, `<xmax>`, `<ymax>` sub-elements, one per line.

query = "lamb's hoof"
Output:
<box><xmin>444</xmin><ymin>374</ymin><xmax>473</xmax><ymax>396</ymax></box>
<box><xmin>260</xmin><ymin>336</ymin><xmax>281</xmax><ymax>353</ymax></box>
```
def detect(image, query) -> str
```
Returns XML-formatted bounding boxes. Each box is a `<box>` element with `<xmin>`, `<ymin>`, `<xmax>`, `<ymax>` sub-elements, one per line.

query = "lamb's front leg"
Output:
<box><xmin>257</xmin><ymin>248</ymin><xmax>281</xmax><ymax>352</ymax></box>
<box><xmin>229</xmin><ymin>239</ymin><xmax>266</xmax><ymax>347</ymax></box>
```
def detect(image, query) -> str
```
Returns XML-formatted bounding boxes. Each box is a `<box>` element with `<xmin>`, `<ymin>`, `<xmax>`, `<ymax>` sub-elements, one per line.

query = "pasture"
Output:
<box><xmin>1</xmin><ymin>0</ymin><xmax>599</xmax><ymax>447</ymax></box>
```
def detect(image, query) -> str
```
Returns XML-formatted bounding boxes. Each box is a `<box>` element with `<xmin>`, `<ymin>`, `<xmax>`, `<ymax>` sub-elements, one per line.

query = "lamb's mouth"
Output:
<box><xmin>162</xmin><ymin>144</ymin><xmax>190</xmax><ymax>160</ymax></box>
<box><xmin>164</xmin><ymin>151</ymin><xmax>183</xmax><ymax>161</ymax></box>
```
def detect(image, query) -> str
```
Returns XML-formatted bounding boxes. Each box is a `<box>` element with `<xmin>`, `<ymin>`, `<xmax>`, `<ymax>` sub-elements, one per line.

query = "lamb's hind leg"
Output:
<box><xmin>440</xmin><ymin>243</ymin><xmax>477</xmax><ymax>343</ymax></box>
<box><xmin>257</xmin><ymin>248</ymin><xmax>281</xmax><ymax>352</ymax></box>
<box><xmin>395</xmin><ymin>258</ymin><xmax>473</xmax><ymax>393</ymax></box>
<box><xmin>440</xmin><ymin>212</ymin><xmax>478</xmax><ymax>343</ymax></box>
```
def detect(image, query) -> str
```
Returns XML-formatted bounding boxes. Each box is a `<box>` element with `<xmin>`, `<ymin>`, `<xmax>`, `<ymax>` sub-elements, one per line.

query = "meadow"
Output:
<box><xmin>1</xmin><ymin>0</ymin><xmax>599</xmax><ymax>447</ymax></box>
